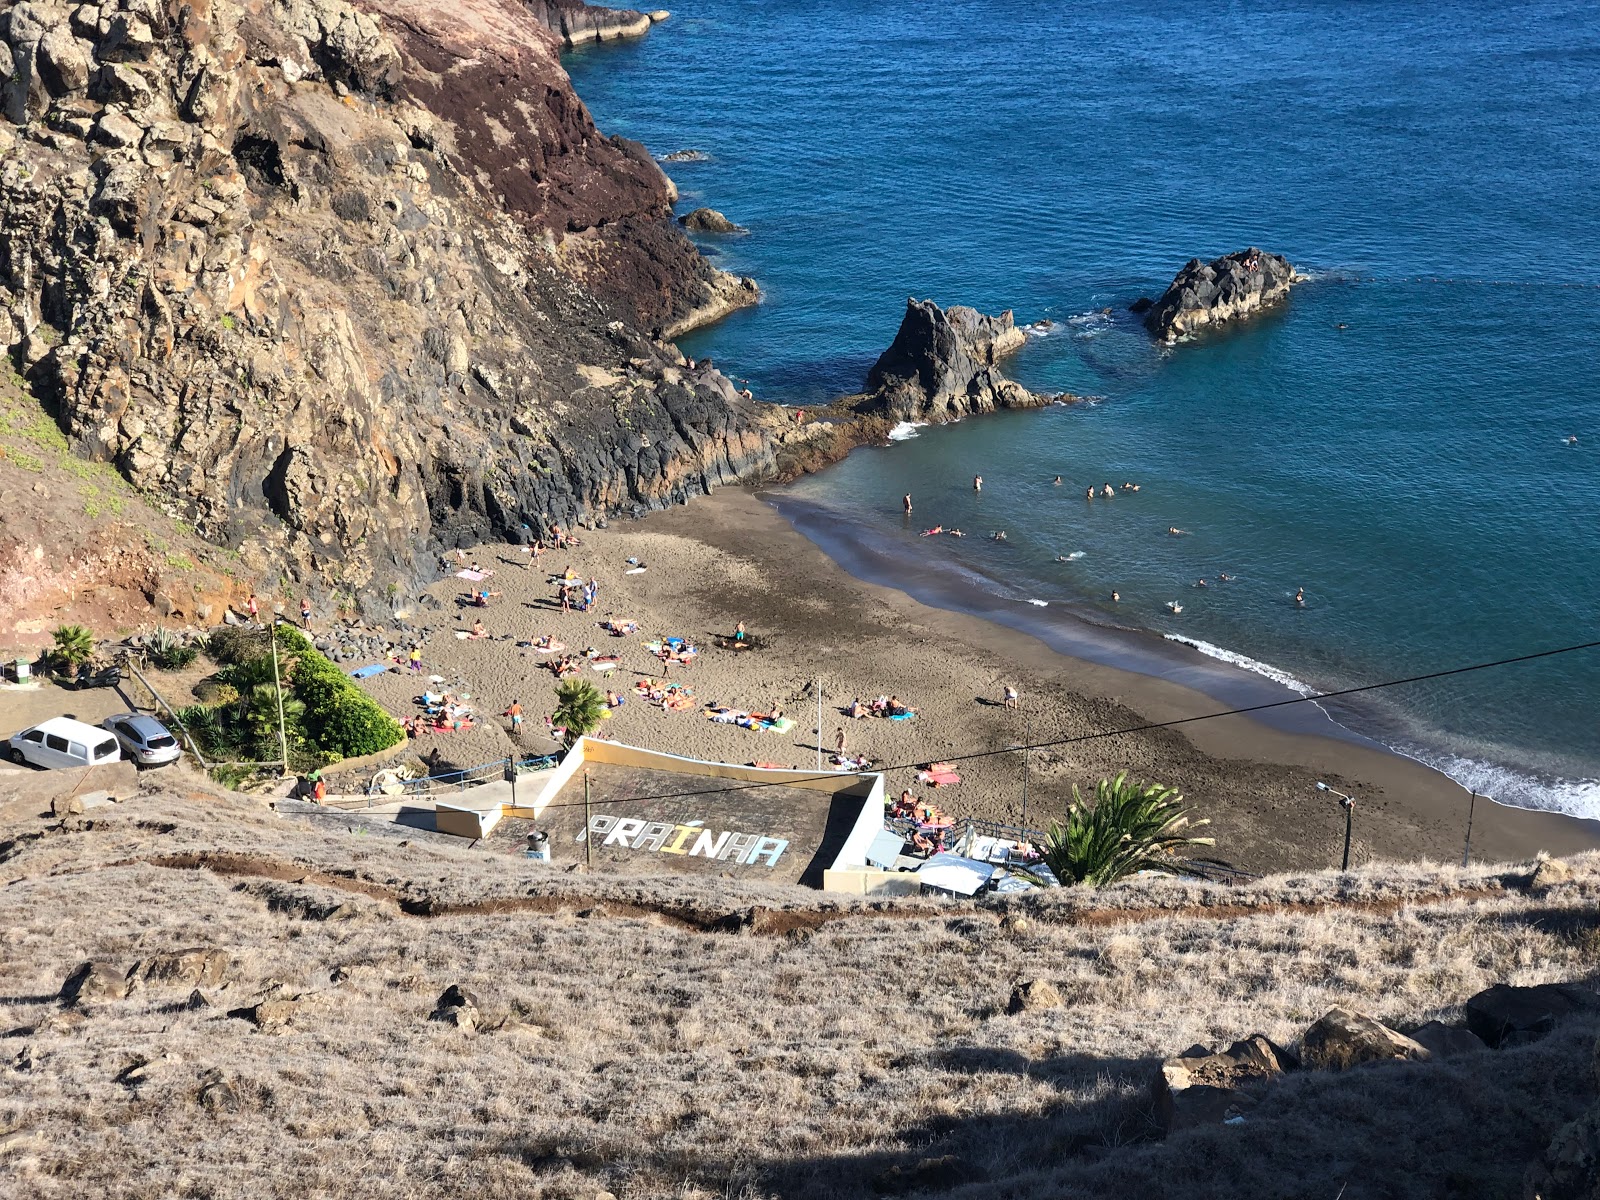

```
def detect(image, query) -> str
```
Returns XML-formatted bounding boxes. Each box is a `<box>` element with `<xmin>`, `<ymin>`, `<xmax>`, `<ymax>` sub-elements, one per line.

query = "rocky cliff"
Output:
<box><xmin>857</xmin><ymin>298</ymin><xmax>1050</xmax><ymax>424</ymax></box>
<box><xmin>1142</xmin><ymin>248</ymin><xmax>1299</xmax><ymax>342</ymax></box>
<box><xmin>0</xmin><ymin>0</ymin><xmax>774</xmax><ymax>606</ymax></box>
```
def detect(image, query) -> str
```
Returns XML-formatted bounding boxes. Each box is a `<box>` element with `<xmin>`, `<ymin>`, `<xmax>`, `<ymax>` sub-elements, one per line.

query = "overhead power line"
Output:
<box><xmin>523</xmin><ymin>637</ymin><xmax>1600</xmax><ymax>812</ymax></box>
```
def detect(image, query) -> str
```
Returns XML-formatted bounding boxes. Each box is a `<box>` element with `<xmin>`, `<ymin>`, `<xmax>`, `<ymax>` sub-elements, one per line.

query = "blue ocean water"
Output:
<box><xmin>566</xmin><ymin>0</ymin><xmax>1600</xmax><ymax>817</ymax></box>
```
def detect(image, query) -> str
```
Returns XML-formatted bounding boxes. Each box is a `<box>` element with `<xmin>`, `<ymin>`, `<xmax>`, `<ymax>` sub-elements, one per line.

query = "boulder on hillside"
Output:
<box><xmin>678</xmin><ymin>207</ymin><xmax>746</xmax><ymax>234</ymax></box>
<box><xmin>859</xmin><ymin>298</ymin><xmax>1049</xmax><ymax>424</ymax></box>
<box><xmin>1152</xmin><ymin>1035</ymin><xmax>1298</xmax><ymax>1132</ymax></box>
<box><xmin>1408</xmin><ymin>1020</ymin><xmax>1487</xmax><ymax>1059</ymax></box>
<box><xmin>59</xmin><ymin>961</ymin><xmax>129</xmax><ymax>1006</ymax></box>
<box><xmin>1466</xmin><ymin>982</ymin><xmax>1600</xmax><ymax>1049</ymax></box>
<box><xmin>1143</xmin><ymin>248</ymin><xmax>1299</xmax><ymax>342</ymax></box>
<box><xmin>1300</xmin><ymin>1007</ymin><xmax>1430</xmax><ymax>1070</ymax></box>
<box><xmin>1528</xmin><ymin>856</ymin><xmax>1575</xmax><ymax>890</ymax></box>
<box><xmin>127</xmin><ymin>948</ymin><xmax>231</xmax><ymax>994</ymax></box>
<box><xmin>1006</xmin><ymin>979</ymin><xmax>1062</xmax><ymax>1015</ymax></box>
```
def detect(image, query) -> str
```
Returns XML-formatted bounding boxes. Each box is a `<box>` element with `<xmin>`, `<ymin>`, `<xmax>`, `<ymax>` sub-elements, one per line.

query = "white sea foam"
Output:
<box><xmin>1164</xmin><ymin>634</ymin><xmax>1318</xmax><ymax>696</ymax></box>
<box><xmin>886</xmin><ymin>421</ymin><xmax>927</xmax><ymax>442</ymax></box>
<box><xmin>1398</xmin><ymin>750</ymin><xmax>1600</xmax><ymax>822</ymax></box>
<box><xmin>1026</xmin><ymin>599</ymin><xmax>1048</xmax><ymax>607</ymax></box>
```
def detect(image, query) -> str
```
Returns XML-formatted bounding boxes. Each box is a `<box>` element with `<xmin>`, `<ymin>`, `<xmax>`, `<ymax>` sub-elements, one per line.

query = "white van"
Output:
<box><xmin>7</xmin><ymin>717</ymin><xmax>122</xmax><ymax>770</ymax></box>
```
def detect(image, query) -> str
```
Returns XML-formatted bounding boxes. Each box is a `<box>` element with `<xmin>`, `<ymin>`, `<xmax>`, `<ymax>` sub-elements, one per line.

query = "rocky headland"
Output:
<box><xmin>522</xmin><ymin>0</ymin><xmax>670</xmax><ymax>48</ymax></box>
<box><xmin>1141</xmin><ymin>248</ymin><xmax>1300</xmax><ymax>342</ymax></box>
<box><xmin>0</xmin><ymin>0</ymin><xmax>772</xmax><ymax>621</ymax></box>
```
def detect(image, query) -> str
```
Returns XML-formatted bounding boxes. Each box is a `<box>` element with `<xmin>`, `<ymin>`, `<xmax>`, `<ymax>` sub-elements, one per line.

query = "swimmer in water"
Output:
<box><xmin>991</xmin><ymin>530</ymin><xmax>1007</xmax><ymax>542</ymax></box>
<box><xmin>1194</xmin><ymin>578</ymin><xmax>1208</xmax><ymax>588</ymax></box>
<box><xmin>973</xmin><ymin>474</ymin><xmax>983</xmax><ymax>492</ymax></box>
<box><xmin>1111</xmin><ymin>590</ymin><xmax>1120</xmax><ymax>602</ymax></box>
<box><xmin>948</xmin><ymin>528</ymin><xmax>965</xmax><ymax>538</ymax></box>
<box><xmin>1565</xmin><ymin>435</ymin><xmax>1579</xmax><ymax>445</ymax></box>
<box><xmin>903</xmin><ymin>494</ymin><xmax>912</xmax><ymax>515</ymax></box>
<box><xmin>1218</xmin><ymin>573</ymin><xmax>1233</xmax><ymax>582</ymax></box>
<box><xmin>1086</xmin><ymin>487</ymin><xmax>1095</xmax><ymax>501</ymax></box>
<box><xmin>1295</xmin><ymin>587</ymin><xmax>1306</xmax><ymax>607</ymax></box>
<box><xmin>921</xmin><ymin>526</ymin><xmax>943</xmax><ymax>537</ymax></box>
<box><xmin>1102</xmin><ymin>483</ymin><xmax>1115</xmax><ymax>498</ymax></box>
<box><xmin>1053</xmin><ymin>475</ymin><xmax>1062</xmax><ymax>485</ymax></box>
<box><xmin>1121</xmin><ymin>481</ymin><xmax>1140</xmax><ymax>492</ymax></box>
<box><xmin>1168</xmin><ymin>527</ymin><xmax>1188</xmax><ymax>536</ymax></box>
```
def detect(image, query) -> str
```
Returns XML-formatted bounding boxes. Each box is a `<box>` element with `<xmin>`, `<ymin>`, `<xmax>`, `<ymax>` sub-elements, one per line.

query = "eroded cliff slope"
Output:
<box><xmin>0</xmin><ymin>0</ymin><xmax>773</xmax><ymax>603</ymax></box>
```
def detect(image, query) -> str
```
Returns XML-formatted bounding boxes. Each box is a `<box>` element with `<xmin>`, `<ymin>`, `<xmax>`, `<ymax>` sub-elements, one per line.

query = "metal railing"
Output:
<box><xmin>386</xmin><ymin>752</ymin><xmax>560</xmax><ymax>797</ymax></box>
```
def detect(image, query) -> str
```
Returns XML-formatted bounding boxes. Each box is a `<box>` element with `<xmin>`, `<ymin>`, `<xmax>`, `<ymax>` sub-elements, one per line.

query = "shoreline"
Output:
<box><xmin>387</xmin><ymin>488</ymin><xmax>1600</xmax><ymax>874</ymax></box>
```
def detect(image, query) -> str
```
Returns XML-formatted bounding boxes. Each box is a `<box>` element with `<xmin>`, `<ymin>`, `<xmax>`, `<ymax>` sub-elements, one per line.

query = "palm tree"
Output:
<box><xmin>1039</xmin><ymin>772</ymin><xmax>1213</xmax><ymax>887</ymax></box>
<box><xmin>50</xmin><ymin>624</ymin><xmax>94</xmax><ymax>672</ymax></box>
<box><xmin>551</xmin><ymin>678</ymin><xmax>607</xmax><ymax>748</ymax></box>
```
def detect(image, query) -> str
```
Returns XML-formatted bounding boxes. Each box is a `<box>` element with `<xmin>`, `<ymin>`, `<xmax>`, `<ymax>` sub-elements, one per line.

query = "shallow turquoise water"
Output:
<box><xmin>567</xmin><ymin>0</ymin><xmax>1600</xmax><ymax>816</ymax></box>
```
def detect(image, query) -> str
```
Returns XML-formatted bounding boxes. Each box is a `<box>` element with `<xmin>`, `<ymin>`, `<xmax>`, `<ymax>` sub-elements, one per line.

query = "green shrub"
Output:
<box><xmin>290</xmin><ymin>651</ymin><xmax>402</xmax><ymax>758</ymax></box>
<box><xmin>149</xmin><ymin>627</ymin><xmax>199</xmax><ymax>671</ymax></box>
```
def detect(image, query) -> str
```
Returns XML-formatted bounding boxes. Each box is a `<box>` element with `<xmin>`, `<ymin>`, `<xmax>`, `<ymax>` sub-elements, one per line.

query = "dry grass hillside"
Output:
<box><xmin>2</xmin><ymin>774</ymin><xmax>1597</xmax><ymax>1199</ymax></box>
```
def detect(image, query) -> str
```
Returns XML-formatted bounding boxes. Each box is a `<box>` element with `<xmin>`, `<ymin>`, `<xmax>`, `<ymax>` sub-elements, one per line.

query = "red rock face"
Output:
<box><xmin>360</xmin><ymin>0</ymin><xmax>717</xmax><ymax>330</ymax></box>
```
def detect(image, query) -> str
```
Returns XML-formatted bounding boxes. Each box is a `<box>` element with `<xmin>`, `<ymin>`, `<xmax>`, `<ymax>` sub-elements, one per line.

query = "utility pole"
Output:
<box><xmin>1462</xmin><ymin>790</ymin><xmax>1479</xmax><ymax>867</ymax></box>
<box><xmin>584</xmin><ymin>768</ymin><xmax>592</xmax><ymax>869</ymax></box>
<box><xmin>815</xmin><ymin>676</ymin><xmax>823</xmax><ymax>773</ymax></box>
<box><xmin>1020</xmin><ymin>711</ymin><xmax>1031</xmax><ymax>830</ymax></box>
<box><xmin>269</xmin><ymin>617</ymin><xmax>289</xmax><ymax>775</ymax></box>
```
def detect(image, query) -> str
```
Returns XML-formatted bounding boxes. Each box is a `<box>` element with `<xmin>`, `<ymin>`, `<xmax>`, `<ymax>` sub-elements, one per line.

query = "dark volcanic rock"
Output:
<box><xmin>1300</xmin><ymin>1007</ymin><xmax>1430</xmax><ymax>1070</ymax></box>
<box><xmin>1143</xmin><ymin>248</ymin><xmax>1299</xmax><ymax>342</ymax></box>
<box><xmin>1152</xmin><ymin>1035</ymin><xmax>1297</xmax><ymax>1132</ymax></box>
<box><xmin>661</xmin><ymin>148</ymin><xmax>710</xmax><ymax>163</ymax></box>
<box><xmin>858</xmin><ymin>298</ymin><xmax>1050</xmax><ymax>424</ymax></box>
<box><xmin>0</xmin><ymin>0</ymin><xmax>776</xmax><ymax>608</ymax></box>
<box><xmin>1466</xmin><ymin>982</ymin><xmax>1600</xmax><ymax>1048</ymax></box>
<box><xmin>679</xmin><ymin>207</ymin><xmax>746</xmax><ymax>234</ymax></box>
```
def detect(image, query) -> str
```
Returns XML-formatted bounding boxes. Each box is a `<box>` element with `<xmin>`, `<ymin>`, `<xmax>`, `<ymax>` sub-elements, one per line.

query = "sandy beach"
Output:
<box><xmin>354</xmin><ymin>488</ymin><xmax>1600</xmax><ymax>874</ymax></box>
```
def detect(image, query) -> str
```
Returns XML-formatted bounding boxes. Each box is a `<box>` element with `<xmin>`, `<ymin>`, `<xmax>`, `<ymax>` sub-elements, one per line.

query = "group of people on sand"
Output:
<box><xmin>844</xmin><ymin>694</ymin><xmax>917</xmax><ymax>720</ymax></box>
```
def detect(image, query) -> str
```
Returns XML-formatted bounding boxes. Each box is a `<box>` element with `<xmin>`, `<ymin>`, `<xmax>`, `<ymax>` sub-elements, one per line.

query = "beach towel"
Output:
<box><xmin>348</xmin><ymin>663</ymin><xmax>389</xmax><ymax>679</ymax></box>
<box><xmin>625</xmin><ymin>567</ymin><xmax>647</xmax><ymax>575</ymax></box>
<box><xmin>707</xmin><ymin>708</ymin><xmax>749</xmax><ymax>724</ymax></box>
<box><xmin>763</xmin><ymin>717</ymin><xmax>796</xmax><ymax>734</ymax></box>
<box><xmin>888</xmin><ymin>711</ymin><xmax>915</xmax><ymax>721</ymax></box>
<box><xmin>590</xmin><ymin>660</ymin><xmax>621</xmax><ymax>672</ymax></box>
<box><xmin>918</xmin><ymin>770</ymin><xmax>961</xmax><ymax>787</ymax></box>
<box><xmin>533</xmin><ymin>642</ymin><xmax>566</xmax><ymax>654</ymax></box>
<box><xmin>455</xmin><ymin>569</ymin><xmax>486</xmax><ymax>581</ymax></box>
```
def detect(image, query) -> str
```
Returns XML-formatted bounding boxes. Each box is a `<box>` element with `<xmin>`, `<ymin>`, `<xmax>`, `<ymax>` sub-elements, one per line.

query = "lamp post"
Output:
<box><xmin>268</xmin><ymin>616</ymin><xmax>289</xmax><ymax>775</ymax></box>
<box><xmin>1019</xmin><ymin>711</ymin><xmax>1031</xmax><ymax>831</ymax></box>
<box><xmin>1315</xmin><ymin>781</ymin><xmax>1356</xmax><ymax>871</ymax></box>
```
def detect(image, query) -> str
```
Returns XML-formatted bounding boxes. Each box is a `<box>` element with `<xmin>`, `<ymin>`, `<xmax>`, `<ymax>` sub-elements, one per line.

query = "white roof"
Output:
<box><xmin>25</xmin><ymin>717</ymin><xmax>113</xmax><ymax>742</ymax></box>
<box><xmin>917</xmin><ymin>853</ymin><xmax>997</xmax><ymax>896</ymax></box>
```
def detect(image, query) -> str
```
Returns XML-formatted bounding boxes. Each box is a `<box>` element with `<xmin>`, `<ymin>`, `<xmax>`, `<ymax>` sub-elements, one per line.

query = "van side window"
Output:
<box><xmin>45</xmin><ymin>734</ymin><xmax>69</xmax><ymax>753</ymax></box>
<box><xmin>22</xmin><ymin>729</ymin><xmax>43</xmax><ymax>743</ymax></box>
<box><xmin>94</xmin><ymin>740</ymin><xmax>117</xmax><ymax>759</ymax></box>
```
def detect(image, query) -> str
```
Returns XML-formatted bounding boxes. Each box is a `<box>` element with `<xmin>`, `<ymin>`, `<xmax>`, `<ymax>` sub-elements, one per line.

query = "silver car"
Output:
<box><xmin>100</xmin><ymin>713</ymin><xmax>182</xmax><ymax>766</ymax></box>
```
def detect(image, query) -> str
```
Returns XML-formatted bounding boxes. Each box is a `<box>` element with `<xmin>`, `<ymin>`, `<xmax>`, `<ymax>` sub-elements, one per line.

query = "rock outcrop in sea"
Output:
<box><xmin>523</xmin><ymin>1</ymin><xmax>670</xmax><ymax>48</ymax></box>
<box><xmin>0</xmin><ymin>0</ymin><xmax>772</xmax><ymax>602</ymax></box>
<box><xmin>1142</xmin><ymin>248</ymin><xmax>1299</xmax><ymax>342</ymax></box>
<box><xmin>856</xmin><ymin>298</ymin><xmax>1051</xmax><ymax>424</ymax></box>
<box><xmin>679</xmin><ymin>207</ymin><xmax>746</xmax><ymax>234</ymax></box>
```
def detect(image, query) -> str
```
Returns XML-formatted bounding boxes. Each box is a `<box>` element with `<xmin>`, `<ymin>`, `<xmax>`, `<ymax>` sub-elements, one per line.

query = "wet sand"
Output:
<box><xmin>362</xmin><ymin>489</ymin><xmax>1599</xmax><ymax>874</ymax></box>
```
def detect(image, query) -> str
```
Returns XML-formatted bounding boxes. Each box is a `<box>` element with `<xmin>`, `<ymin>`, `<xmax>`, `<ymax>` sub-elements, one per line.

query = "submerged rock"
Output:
<box><xmin>661</xmin><ymin>148</ymin><xmax>710</xmax><ymax>163</ymax></box>
<box><xmin>858</xmin><ymin>298</ymin><xmax>1050</xmax><ymax>424</ymax></box>
<box><xmin>1143</xmin><ymin>248</ymin><xmax>1299</xmax><ymax>342</ymax></box>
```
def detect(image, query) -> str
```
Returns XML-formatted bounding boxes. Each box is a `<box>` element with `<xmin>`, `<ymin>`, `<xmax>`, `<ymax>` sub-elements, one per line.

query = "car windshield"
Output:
<box><xmin>94</xmin><ymin>739</ymin><xmax>117</xmax><ymax>759</ymax></box>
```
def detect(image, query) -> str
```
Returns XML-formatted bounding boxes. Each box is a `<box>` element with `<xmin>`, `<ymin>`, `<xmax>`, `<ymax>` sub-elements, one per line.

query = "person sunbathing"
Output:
<box><xmin>468</xmin><ymin>620</ymin><xmax>487</xmax><ymax>639</ymax></box>
<box><xmin>847</xmin><ymin>698</ymin><xmax>867</xmax><ymax>719</ymax></box>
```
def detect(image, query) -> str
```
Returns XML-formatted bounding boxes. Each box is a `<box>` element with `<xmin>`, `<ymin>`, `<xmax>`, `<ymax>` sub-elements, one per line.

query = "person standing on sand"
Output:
<box><xmin>504</xmin><ymin>701</ymin><xmax>523</xmax><ymax>733</ymax></box>
<box><xmin>1003</xmin><ymin>684</ymin><xmax>1019</xmax><ymax>710</ymax></box>
<box><xmin>903</xmin><ymin>494</ymin><xmax>913</xmax><ymax>515</ymax></box>
<box><xmin>835</xmin><ymin>727</ymin><xmax>847</xmax><ymax>755</ymax></box>
<box><xmin>409</xmin><ymin>643</ymin><xmax>422</xmax><ymax>672</ymax></box>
